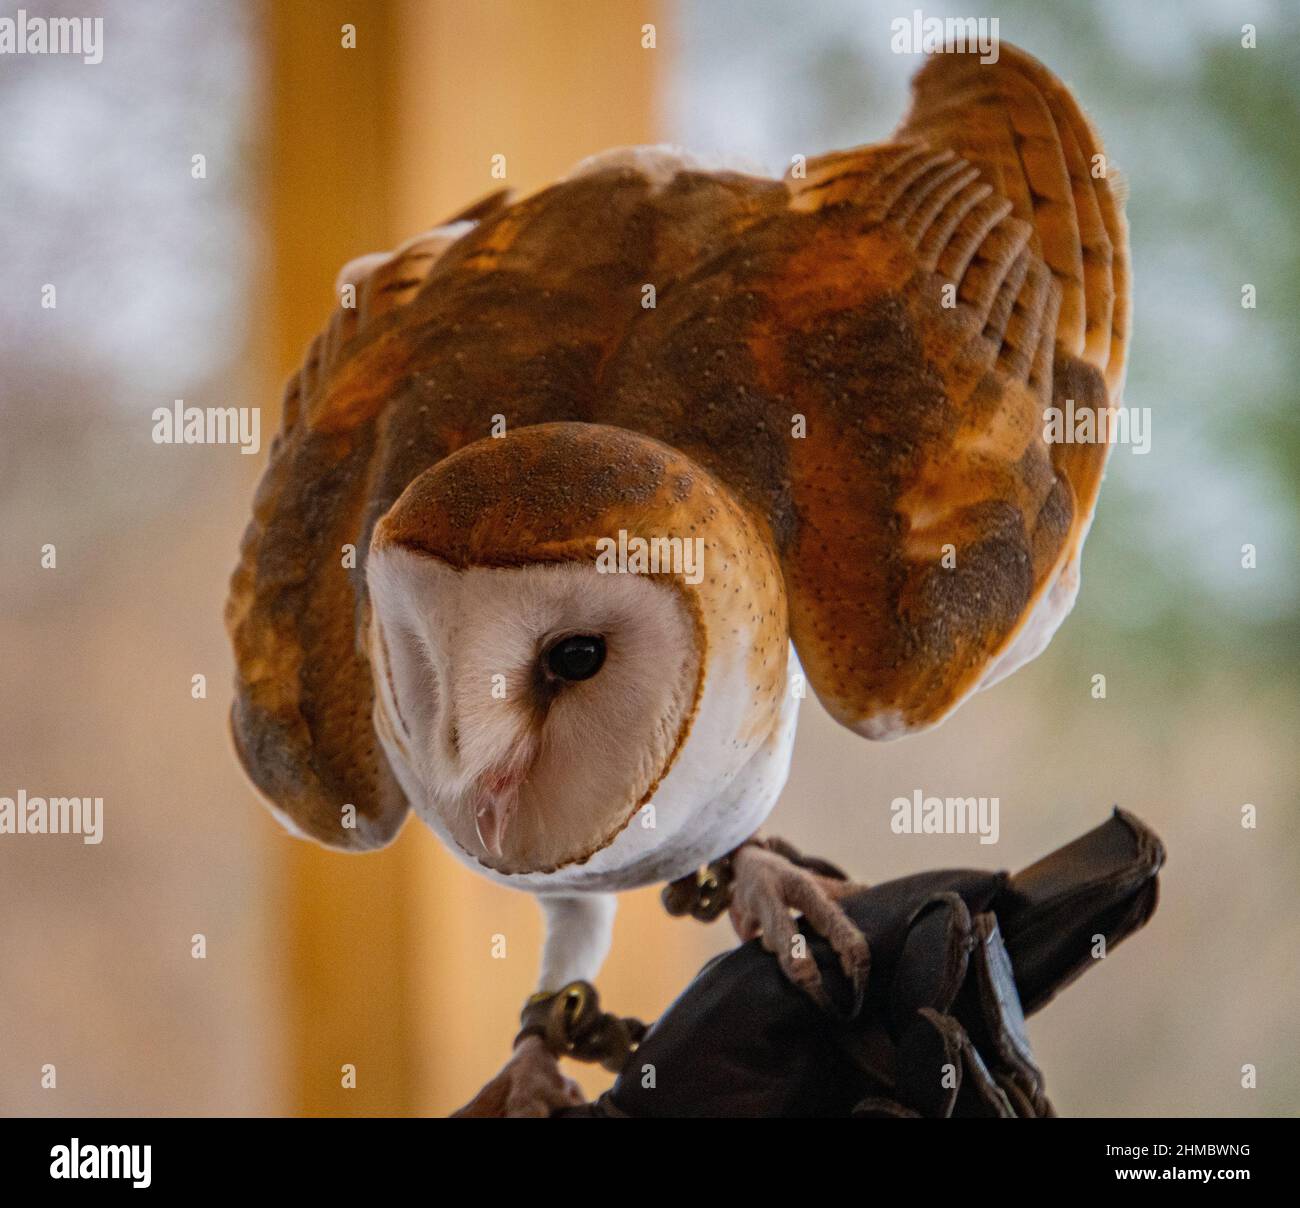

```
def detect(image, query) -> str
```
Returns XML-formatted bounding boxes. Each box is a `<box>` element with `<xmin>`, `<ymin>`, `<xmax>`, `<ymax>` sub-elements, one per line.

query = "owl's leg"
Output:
<box><xmin>535</xmin><ymin>893</ymin><xmax>617</xmax><ymax>990</ymax></box>
<box><xmin>727</xmin><ymin>837</ymin><xmax>871</xmax><ymax>1011</ymax></box>
<box><xmin>452</xmin><ymin>894</ymin><xmax>624</xmax><ymax>1118</ymax></box>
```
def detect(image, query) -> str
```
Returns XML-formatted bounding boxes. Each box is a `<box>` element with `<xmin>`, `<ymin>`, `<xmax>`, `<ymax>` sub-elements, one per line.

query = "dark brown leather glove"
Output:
<box><xmin>563</xmin><ymin>808</ymin><xmax>1163</xmax><ymax>1118</ymax></box>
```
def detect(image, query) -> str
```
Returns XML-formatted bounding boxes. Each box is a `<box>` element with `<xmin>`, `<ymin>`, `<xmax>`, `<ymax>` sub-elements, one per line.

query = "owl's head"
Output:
<box><xmin>365</xmin><ymin>423</ymin><xmax>791</xmax><ymax>880</ymax></box>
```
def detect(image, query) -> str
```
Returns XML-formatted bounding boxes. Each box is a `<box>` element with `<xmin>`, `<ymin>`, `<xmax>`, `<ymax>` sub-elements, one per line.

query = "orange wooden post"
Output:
<box><xmin>262</xmin><ymin>0</ymin><xmax>417</xmax><ymax>1117</ymax></box>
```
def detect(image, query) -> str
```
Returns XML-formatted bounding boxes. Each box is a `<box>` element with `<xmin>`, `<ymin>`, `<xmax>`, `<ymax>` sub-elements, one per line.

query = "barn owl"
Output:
<box><xmin>227</xmin><ymin>44</ymin><xmax>1128</xmax><ymax>1116</ymax></box>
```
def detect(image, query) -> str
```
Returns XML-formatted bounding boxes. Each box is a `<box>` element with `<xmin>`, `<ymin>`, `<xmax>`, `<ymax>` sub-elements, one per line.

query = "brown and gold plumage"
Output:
<box><xmin>227</xmin><ymin>45</ymin><xmax>1129</xmax><ymax>1109</ymax></box>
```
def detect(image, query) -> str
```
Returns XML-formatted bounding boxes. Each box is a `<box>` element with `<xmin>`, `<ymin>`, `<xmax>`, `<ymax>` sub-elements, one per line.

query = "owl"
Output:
<box><xmin>227</xmin><ymin>44</ymin><xmax>1128</xmax><ymax>1115</ymax></box>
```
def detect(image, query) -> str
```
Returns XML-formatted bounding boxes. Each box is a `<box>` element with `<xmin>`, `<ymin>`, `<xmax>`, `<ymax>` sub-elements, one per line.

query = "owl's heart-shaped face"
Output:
<box><xmin>365</xmin><ymin>550</ymin><xmax>702</xmax><ymax>874</ymax></box>
<box><xmin>355</xmin><ymin>422</ymin><xmax>795</xmax><ymax>884</ymax></box>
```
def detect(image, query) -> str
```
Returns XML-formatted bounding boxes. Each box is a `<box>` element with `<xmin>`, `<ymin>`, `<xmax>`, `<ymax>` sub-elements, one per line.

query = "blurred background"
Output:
<box><xmin>1</xmin><ymin>0</ymin><xmax>1296</xmax><ymax>1117</ymax></box>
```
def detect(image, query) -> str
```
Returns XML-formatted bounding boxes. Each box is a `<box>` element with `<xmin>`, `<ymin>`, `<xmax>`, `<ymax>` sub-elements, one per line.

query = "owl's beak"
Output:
<box><xmin>474</xmin><ymin>796</ymin><xmax>514</xmax><ymax>858</ymax></box>
<box><xmin>473</xmin><ymin>767</ymin><xmax>525</xmax><ymax>857</ymax></box>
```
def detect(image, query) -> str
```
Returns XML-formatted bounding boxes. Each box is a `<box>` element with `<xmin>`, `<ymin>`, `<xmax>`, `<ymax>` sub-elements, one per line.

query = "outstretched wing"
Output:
<box><xmin>225</xmin><ymin>192</ymin><xmax>512</xmax><ymax>850</ymax></box>
<box><xmin>802</xmin><ymin>45</ymin><xmax>1128</xmax><ymax>733</ymax></box>
<box><xmin>604</xmin><ymin>45</ymin><xmax>1129</xmax><ymax>737</ymax></box>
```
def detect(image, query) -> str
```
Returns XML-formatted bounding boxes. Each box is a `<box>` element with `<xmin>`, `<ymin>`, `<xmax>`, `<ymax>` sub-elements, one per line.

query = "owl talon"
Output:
<box><xmin>728</xmin><ymin>839</ymin><xmax>871</xmax><ymax>1012</ymax></box>
<box><xmin>450</xmin><ymin>1034</ymin><xmax>585</xmax><ymax>1118</ymax></box>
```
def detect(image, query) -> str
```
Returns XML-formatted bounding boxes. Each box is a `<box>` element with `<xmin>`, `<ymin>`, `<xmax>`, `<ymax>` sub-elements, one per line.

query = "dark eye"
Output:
<box><xmin>545</xmin><ymin>634</ymin><xmax>606</xmax><ymax>682</ymax></box>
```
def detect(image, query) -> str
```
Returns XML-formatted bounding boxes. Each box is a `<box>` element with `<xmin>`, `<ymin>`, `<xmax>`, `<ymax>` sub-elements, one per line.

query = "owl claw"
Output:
<box><xmin>451</xmin><ymin>1034</ymin><xmax>585</xmax><ymax>1118</ymax></box>
<box><xmin>728</xmin><ymin>842</ymin><xmax>871</xmax><ymax>1012</ymax></box>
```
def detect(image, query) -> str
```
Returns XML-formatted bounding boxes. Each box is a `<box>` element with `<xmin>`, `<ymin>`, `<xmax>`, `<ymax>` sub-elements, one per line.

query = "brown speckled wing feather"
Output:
<box><xmin>605</xmin><ymin>46</ymin><xmax>1128</xmax><ymax>736</ymax></box>
<box><xmin>806</xmin><ymin>45</ymin><xmax>1129</xmax><ymax>732</ymax></box>
<box><xmin>224</xmin><ymin>245</ymin><xmax>437</xmax><ymax>848</ymax></box>
<box><xmin>226</xmin><ymin>191</ymin><xmax>513</xmax><ymax>848</ymax></box>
